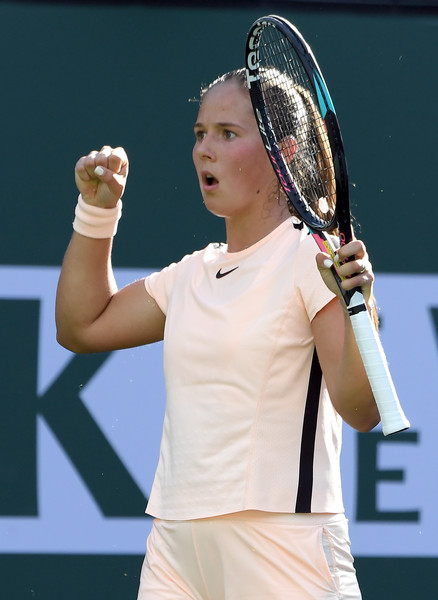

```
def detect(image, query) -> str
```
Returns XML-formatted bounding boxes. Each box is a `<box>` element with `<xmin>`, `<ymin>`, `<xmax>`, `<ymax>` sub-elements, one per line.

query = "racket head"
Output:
<box><xmin>245</xmin><ymin>15</ymin><xmax>350</xmax><ymax>235</ymax></box>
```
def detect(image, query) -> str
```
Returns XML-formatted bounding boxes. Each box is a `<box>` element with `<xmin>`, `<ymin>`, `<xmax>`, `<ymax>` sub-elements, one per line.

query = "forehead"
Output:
<box><xmin>197</xmin><ymin>80</ymin><xmax>253</xmax><ymax>121</ymax></box>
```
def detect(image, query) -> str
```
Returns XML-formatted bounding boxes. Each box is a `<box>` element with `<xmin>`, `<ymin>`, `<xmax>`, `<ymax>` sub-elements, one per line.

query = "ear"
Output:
<box><xmin>280</xmin><ymin>136</ymin><xmax>298</xmax><ymax>163</ymax></box>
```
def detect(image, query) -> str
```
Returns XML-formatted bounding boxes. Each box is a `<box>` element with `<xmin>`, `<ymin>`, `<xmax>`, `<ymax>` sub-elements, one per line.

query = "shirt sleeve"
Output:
<box><xmin>143</xmin><ymin>250</ymin><xmax>201</xmax><ymax>315</ymax></box>
<box><xmin>143</xmin><ymin>263</ymin><xmax>176</xmax><ymax>316</ymax></box>
<box><xmin>294</xmin><ymin>233</ymin><xmax>337</xmax><ymax>322</ymax></box>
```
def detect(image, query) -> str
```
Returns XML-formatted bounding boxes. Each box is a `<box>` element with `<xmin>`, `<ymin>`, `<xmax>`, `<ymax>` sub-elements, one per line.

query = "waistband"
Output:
<box><xmin>158</xmin><ymin>510</ymin><xmax>345</xmax><ymax>526</ymax></box>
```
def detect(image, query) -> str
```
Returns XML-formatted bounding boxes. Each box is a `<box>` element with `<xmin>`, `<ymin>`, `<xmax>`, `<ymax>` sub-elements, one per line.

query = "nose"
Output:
<box><xmin>195</xmin><ymin>135</ymin><xmax>216</xmax><ymax>161</ymax></box>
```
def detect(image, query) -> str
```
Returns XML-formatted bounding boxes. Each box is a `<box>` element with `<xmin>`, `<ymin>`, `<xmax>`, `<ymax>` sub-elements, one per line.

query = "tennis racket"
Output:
<box><xmin>245</xmin><ymin>15</ymin><xmax>409</xmax><ymax>436</ymax></box>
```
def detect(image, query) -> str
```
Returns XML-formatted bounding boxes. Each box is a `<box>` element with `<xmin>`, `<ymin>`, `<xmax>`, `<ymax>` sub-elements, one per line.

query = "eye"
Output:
<box><xmin>224</xmin><ymin>129</ymin><xmax>237</xmax><ymax>140</ymax></box>
<box><xmin>194</xmin><ymin>129</ymin><xmax>206</xmax><ymax>142</ymax></box>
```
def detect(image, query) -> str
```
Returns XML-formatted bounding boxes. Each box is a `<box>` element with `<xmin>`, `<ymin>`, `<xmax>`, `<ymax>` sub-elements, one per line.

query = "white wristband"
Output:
<box><xmin>73</xmin><ymin>194</ymin><xmax>122</xmax><ymax>239</ymax></box>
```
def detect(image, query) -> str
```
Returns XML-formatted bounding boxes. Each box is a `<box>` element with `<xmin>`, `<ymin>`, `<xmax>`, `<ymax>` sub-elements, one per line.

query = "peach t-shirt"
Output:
<box><xmin>144</xmin><ymin>218</ymin><xmax>343</xmax><ymax>519</ymax></box>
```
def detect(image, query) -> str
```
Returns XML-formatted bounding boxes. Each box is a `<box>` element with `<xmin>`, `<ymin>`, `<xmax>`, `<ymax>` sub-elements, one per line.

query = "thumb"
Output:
<box><xmin>316</xmin><ymin>253</ymin><xmax>335</xmax><ymax>272</ymax></box>
<box><xmin>316</xmin><ymin>253</ymin><xmax>343</xmax><ymax>299</ymax></box>
<box><xmin>93</xmin><ymin>165</ymin><xmax>126</xmax><ymax>204</ymax></box>
<box><xmin>94</xmin><ymin>165</ymin><xmax>106</xmax><ymax>178</ymax></box>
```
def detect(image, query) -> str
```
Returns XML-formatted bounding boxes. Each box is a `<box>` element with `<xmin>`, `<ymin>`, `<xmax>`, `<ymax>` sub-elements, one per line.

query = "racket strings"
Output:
<box><xmin>257</xmin><ymin>29</ymin><xmax>336</xmax><ymax>225</ymax></box>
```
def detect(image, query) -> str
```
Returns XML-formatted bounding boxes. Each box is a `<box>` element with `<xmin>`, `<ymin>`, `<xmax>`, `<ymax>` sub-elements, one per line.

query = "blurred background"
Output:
<box><xmin>0</xmin><ymin>0</ymin><xmax>437</xmax><ymax>597</ymax></box>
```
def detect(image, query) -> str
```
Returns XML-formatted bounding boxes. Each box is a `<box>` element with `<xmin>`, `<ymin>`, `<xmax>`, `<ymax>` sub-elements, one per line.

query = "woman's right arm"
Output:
<box><xmin>55</xmin><ymin>146</ymin><xmax>165</xmax><ymax>354</ymax></box>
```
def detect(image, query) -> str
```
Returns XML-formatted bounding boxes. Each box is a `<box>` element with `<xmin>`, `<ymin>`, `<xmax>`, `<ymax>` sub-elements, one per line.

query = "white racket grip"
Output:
<box><xmin>347</xmin><ymin>291</ymin><xmax>410</xmax><ymax>436</ymax></box>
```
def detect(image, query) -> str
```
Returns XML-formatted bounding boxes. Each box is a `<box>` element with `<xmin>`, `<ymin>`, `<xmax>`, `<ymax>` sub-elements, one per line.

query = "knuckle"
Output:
<box><xmin>107</xmin><ymin>153</ymin><xmax>121</xmax><ymax>169</ymax></box>
<box><xmin>100</xmin><ymin>145</ymin><xmax>113</xmax><ymax>154</ymax></box>
<box><xmin>114</xmin><ymin>146</ymin><xmax>127</xmax><ymax>157</ymax></box>
<box><xmin>94</xmin><ymin>153</ymin><xmax>107</xmax><ymax>166</ymax></box>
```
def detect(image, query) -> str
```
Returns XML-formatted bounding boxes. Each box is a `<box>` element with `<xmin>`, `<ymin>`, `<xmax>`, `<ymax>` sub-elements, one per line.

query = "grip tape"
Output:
<box><xmin>348</xmin><ymin>291</ymin><xmax>410</xmax><ymax>436</ymax></box>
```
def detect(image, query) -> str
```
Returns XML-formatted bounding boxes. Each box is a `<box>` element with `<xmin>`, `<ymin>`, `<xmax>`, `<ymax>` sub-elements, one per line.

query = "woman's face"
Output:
<box><xmin>192</xmin><ymin>80</ymin><xmax>278</xmax><ymax>222</ymax></box>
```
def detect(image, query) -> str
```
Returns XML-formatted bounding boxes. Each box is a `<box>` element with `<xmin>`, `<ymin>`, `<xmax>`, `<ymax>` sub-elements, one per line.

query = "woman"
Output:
<box><xmin>56</xmin><ymin>68</ymin><xmax>380</xmax><ymax>599</ymax></box>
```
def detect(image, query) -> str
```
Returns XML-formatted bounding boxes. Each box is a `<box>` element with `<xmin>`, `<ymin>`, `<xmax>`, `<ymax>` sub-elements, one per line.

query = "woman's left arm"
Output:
<box><xmin>311</xmin><ymin>239</ymin><xmax>381</xmax><ymax>432</ymax></box>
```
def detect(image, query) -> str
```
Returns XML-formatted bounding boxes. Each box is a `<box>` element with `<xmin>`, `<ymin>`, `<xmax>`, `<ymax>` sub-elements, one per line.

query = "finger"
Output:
<box><xmin>337</xmin><ymin>239</ymin><xmax>366</xmax><ymax>263</ymax></box>
<box><xmin>94</xmin><ymin>145</ymin><xmax>115</xmax><ymax>169</ymax></box>
<box><xmin>92</xmin><ymin>163</ymin><xmax>117</xmax><ymax>184</ymax></box>
<box><xmin>338</xmin><ymin>256</ymin><xmax>370</xmax><ymax>279</ymax></box>
<box><xmin>92</xmin><ymin>160</ymin><xmax>127</xmax><ymax>199</ymax></box>
<box><xmin>75</xmin><ymin>151</ymin><xmax>98</xmax><ymax>182</ymax></box>
<box><xmin>341</xmin><ymin>276</ymin><xmax>374</xmax><ymax>309</ymax></box>
<box><xmin>93</xmin><ymin>147</ymin><xmax>128</xmax><ymax>182</ymax></box>
<box><xmin>92</xmin><ymin>146</ymin><xmax>128</xmax><ymax>177</ymax></box>
<box><xmin>81</xmin><ymin>150</ymin><xmax>104</xmax><ymax>179</ymax></box>
<box><xmin>82</xmin><ymin>147</ymin><xmax>120</xmax><ymax>180</ymax></box>
<box><xmin>99</xmin><ymin>145</ymin><xmax>114</xmax><ymax>155</ymax></box>
<box><xmin>107</xmin><ymin>147</ymin><xmax>129</xmax><ymax>177</ymax></box>
<box><xmin>315</xmin><ymin>252</ymin><xmax>344</xmax><ymax>300</ymax></box>
<box><xmin>341</xmin><ymin>264</ymin><xmax>374</xmax><ymax>293</ymax></box>
<box><xmin>320</xmin><ymin>255</ymin><xmax>335</xmax><ymax>271</ymax></box>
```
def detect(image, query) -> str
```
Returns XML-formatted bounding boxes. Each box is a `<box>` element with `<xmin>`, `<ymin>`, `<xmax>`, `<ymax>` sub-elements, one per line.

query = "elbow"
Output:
<box><xmin>354</xmin><ymin>416</ymin><xmax>381</xmax><ymax>433</ymax></box>
<box><xmin>334</xmin><ymin>383</ymin><xmax>381</xmax><ymax>433</ymax></box>
<box><xmin>336</xmin><ymin>395</ymin><xmax>381</xmax><ymax>433</ymax></box>
<box><xmin>56</xmin><ymin>328</ymin><xmax>93</xmax><ymax>354</ymax></box>
<box><xmin>348</xmin><ymin>409</ymin><xmax>381</xmax><ymax>433</ymax></box>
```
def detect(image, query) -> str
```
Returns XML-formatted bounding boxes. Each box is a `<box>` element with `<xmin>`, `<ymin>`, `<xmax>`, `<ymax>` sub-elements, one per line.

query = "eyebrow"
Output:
<box><xmin>193</xmin><ymin>121</ymin><xmax>245</xmax><ymax>130</ymax></box>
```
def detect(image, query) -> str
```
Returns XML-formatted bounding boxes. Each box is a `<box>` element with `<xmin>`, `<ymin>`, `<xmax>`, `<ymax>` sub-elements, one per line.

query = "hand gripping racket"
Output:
<box><xmin>245</xmin><ymin>15</ymin><xmax>409</xmax><ymax>435</ymax></box>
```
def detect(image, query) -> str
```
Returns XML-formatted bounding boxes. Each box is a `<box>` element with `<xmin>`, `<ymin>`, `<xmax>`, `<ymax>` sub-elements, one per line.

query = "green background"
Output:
<box><xmin>1</xmin><ymin>1</ymin><xmax>437</xmax><ymax>273</ymax></box>
<box><xmin>0</xmin><ymin>1</ymin><xmax>436</xmax><ymax>598</ymax></box>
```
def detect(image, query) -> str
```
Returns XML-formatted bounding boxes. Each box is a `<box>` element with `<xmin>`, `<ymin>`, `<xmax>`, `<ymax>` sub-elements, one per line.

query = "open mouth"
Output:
<box><xmin>203</xmin><ymin>172</ymin><xmax>218</xmax><ymax>187</ymax></box>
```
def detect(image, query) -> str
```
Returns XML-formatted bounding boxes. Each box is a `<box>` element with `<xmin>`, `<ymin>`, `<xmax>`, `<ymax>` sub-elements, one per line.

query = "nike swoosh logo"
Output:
<box><xmin>216</xmin><ymin>266</ymin><xmax>239</xmax><ymax>279</ymax></box>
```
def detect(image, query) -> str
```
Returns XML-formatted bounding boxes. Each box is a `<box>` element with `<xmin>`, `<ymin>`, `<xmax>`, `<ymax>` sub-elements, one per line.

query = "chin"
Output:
<box><xmin>202</xmin><ymin>196</ymin><xmax>226</xmax><ymax>218</ymax></box>
<box><xmin>204</xmin><ymin>205</ymin><xmax>228</xmax><ymax>219</ymax></box>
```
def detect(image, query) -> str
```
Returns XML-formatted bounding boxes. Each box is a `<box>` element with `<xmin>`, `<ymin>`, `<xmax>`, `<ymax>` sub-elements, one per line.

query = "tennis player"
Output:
<box><xmin>56</xmin><ymin>69</ymin><xmax>380</xmax><ymax>599</ymax></box>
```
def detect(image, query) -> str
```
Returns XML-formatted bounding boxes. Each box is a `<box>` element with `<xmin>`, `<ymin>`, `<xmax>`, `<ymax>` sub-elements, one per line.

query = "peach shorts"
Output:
<box><xmin>137</xmin><ymin>511</ymin><xmax>361</xmax><ymax>599</ymax></box>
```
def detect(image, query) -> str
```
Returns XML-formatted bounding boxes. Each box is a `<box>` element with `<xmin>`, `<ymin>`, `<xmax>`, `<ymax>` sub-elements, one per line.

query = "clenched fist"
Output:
<box><xmin>75</xmin><ymin>145</ymin><xmax>129</xmax><ymax>208</ymax></box>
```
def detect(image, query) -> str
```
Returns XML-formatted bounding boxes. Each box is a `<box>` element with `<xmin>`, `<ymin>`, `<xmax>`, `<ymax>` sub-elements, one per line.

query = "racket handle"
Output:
<box><xmin>347</xmin><ymin>291</ymin><xmax>410</xmax><ymax>436</ymax></box>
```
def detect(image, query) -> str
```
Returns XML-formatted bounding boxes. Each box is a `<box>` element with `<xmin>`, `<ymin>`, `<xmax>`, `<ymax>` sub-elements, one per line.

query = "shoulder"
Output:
<box><xmin>144</xmin><ymin>243</ymin><xmax>222</xmax><ymax>295</ymax></box>
<box><xmin>150</xmin><ymin>243</ymin><xmax>220</xmax><ymax>276</ymax></box>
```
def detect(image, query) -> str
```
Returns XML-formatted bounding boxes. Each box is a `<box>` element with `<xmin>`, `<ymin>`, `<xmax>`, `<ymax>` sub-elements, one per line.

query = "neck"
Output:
<box><xmin>225</xmin><ymin>206</ymin><xmax>290</xmax><ymax>253</ymax></box>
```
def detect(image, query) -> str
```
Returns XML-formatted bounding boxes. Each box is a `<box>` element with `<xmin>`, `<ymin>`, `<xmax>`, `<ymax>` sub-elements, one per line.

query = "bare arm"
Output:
<box><xmin>312</xmin><ymin>239</ymin><xmax>381</xmax><ymax>432</ymax></box>
<box><xmin>56</xmin><ymin>146</ymin><xmax>165</xmax><ymax>353</ymax></box>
